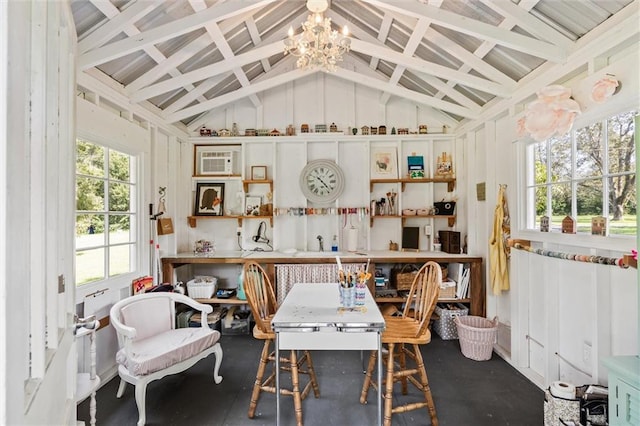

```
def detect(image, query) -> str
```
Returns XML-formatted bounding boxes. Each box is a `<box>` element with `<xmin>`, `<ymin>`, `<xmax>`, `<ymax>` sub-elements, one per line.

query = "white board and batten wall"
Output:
<box><xmin>460</xmin><ymin>38</ymin><xmax>639</xmax><ymax>389</ymax></box>
<box><xmin>67</xmin><ymin>21</ymin><xmax>640</xmax><ymax>396</ymax></box>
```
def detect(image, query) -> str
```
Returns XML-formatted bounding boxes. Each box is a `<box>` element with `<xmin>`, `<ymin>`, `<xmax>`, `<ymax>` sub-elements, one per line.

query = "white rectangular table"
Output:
<box><xmin>271</xmin><ymin>283</ymin><xmax>385</xmax><ymax>425</ymax></box>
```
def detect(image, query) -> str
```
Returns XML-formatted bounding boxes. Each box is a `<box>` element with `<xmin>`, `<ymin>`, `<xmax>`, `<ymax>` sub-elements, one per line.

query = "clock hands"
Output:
<box><xmin>316</xmin><ymin>176</ymin><xmax>331</xmax><ymax>191</ymax></box>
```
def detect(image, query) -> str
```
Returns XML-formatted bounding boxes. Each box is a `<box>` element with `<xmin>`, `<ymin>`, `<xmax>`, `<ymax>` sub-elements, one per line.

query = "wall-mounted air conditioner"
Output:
<box><xmin>200</xmin><ymin>151</ymin><xmax>233</xmax><ymax>175</ymax></box>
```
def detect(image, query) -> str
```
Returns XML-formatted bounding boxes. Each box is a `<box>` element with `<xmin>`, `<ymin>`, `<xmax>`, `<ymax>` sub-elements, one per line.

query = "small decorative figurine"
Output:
<box><xmin>361</xmin><ymin>125</ymin><xmax>369</xmax><ymax>135</ymax></box>
<box><xmin>378</xmin><ymin>125</ymin><xmax>386</xmax><ymax>135</ymax></box>
<box><xmin>330</xmin><ymin>122</ymin><xmax>338</xmax><ymax>132</ymax></box>
<box><xmin>391</xmin><ymin>127</ymin><xmax>396</xmax><ymax>135</ymax></box>
<box><xmin>301</xmin><ymin>123</ymin><xmax>310</xmax><ymax>133</ymax></box>
<box><xmin>200</xmin><ymin>126</ymin><xmax>212</xmax><ymax>137</ymax></box>
<box><xmin>286</xmin><ymin>124</ymin><xmax>295</xmax><ymax>136</ymax></box>
<box><xmin>591</xmin><ymin>216</ymin><xmax>607</xmax><ymax>236</ymax></box>
<box><xmin>435</xmin><ymin>152</ymin><xmax>454</xmax><ymax>177</ymax></box>
<box><xmin>352</xmin><ymin>127</ymin><xmax>358</xmax><ymax>135</ymax></box>
<box><xmin>562</xmin><ymin>216</ymin><xmax>576</xmax><ymax>234</ymax></box>
<box><xmin>540</xmin><ymin>216</ymin><xmax>550</xmax><ymax>232</ymax></box>
<box><xmin>231</xmin><ymin>123</ymin><xmax>239</xmax><ymax>136</ymax></box>
<box><xmin>370</xmin><ymin>126</ymin><xmax>378</xmax><ymax>135</ymax></box>
<box><xmin>419</xmin><ymin>124</ymin><xmax>428</xmax><ymax>134</ymax></box>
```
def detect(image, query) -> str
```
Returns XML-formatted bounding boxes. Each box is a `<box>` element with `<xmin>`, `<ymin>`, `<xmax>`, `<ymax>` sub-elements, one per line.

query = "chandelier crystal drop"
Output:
<box><xmin>283</xmin><ymin>2</ymin><xmax>351</xmax><ymax>72</ymax></box>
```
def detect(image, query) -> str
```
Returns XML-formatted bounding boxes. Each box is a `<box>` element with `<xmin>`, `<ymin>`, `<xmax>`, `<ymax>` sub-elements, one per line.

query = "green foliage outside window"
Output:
<box><xmin>528</xmin><ymin>110</ymin><xmax>636</xmax><ymax>235</ymax></box>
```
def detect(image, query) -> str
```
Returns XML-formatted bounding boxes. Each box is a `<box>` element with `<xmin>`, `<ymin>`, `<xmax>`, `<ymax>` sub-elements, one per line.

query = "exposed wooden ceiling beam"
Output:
<box><xmin>333</xmin><ymin>67</ymin><xmax>478</xmax><ymax>119</ymax></box>
<box><xmin>79</xmin><ymin>1</ymin><xmax>162</xmax><ymax>54</ymax></box>
<box><xmin>89</xmin><ymin>0</ymin><xmax>210</xmax><ymax>106</ymax></box>
<box><xmin>78</xmin><ymin>0</ymin><xmax>277</xmax><ymax>70</ymax></box>
<box><xmin>480</xmin><ymin>0</ymin><xmax>573</xmax><ymax>49</ymax></box>
<box><xmin>130</xmin><ymin>41</ymin><xmax>283</xmax><ymax>102</ymax></box>
<box><xmin>349</xmin><ymin>38</ymin><xmax>513</xmax><ymax>97</ymax></box>
<box><xmin>166</xmin><ymin>68</ymin><xmax>311</xmax><ymax>122</ymax></box>
<box><xmin>380</xmin><ymin>17</ymin><xmax>431</xmax><ymax>104</ymax></box>
<box><xmin>362</xmin><ymin>0</ymin><xmax>566</xmax><ymax>62</ymax></box>
<box><xmin>190</xmin><ymin>0</ymin><xmax>261</xmax><ymax>108</ymax></box>
<box><xmin>370</xmin><ymin>13</ymin><xmax>393</xmax><ymax>70</ymax></box>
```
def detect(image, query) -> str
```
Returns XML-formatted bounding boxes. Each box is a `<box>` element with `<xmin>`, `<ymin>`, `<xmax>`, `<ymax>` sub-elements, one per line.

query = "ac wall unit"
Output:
<box><xmin>201</xmin><ymin>151</ymin><xmax>233</xmax><ymax>175</ymax></box>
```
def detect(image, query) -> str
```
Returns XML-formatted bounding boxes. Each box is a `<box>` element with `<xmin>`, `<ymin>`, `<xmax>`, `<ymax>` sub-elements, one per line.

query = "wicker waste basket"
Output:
<box><xmin>454</xmin><ymin>316</ymin><xmax>498</xmax><ymax>361</ymax></box>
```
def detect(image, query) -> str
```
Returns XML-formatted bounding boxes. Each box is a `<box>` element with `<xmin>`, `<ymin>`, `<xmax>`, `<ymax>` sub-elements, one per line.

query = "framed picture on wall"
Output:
<box><xmin>251</xmin><ymin>165</ymin><xmax>267</xmax><ymax>181</ymax></box>
<box><xmin>194</xmin><ymin>182</ymin><xmax>225</xmax><ymax>216</ymax></box>
<box><xmin>245</xmin><ymin>195</ymin><xmax>262</xmax><ymax>216</ymax></box>
<box><xmin>370</xmin><ymin>147</ymin><xmax>399</xmax><ymax>179</ymax></box>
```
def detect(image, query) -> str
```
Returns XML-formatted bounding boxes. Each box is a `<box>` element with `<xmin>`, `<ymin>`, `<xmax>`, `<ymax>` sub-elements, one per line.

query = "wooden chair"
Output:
<box><xmin>110</xmin><ymin>292</ymin><xmax>223</xmax><ymax>426</ymax></box>
<box><xmin>360</xmin><ymin>261</ymin><xmax>441</xmax><ymax>426</ymax></box>
<box><xmin>243</xmin><ymin>261</ymin><xmax>320</xmax><ymax>426</ymax></box>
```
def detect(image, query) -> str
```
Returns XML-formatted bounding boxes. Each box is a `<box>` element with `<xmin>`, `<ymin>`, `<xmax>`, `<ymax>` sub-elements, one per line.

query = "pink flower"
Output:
<box><xmin>524</xmin><ymin>100</ymin><xmax>558</xmax><ymax>141</ymax></box>
<box><xmin>536</xmin><ymin>85</ymin><xmax>572</xmax><ymax>103</ymax></box>
<box><xmin>633</xmin><ymin>249</ymin><xmax>637</xmax><ymax>260</ymax></box>
<box><xmin>591</xmin><ymin>76</ymin><xmax>619</xmax><ymax>103</ymax></box>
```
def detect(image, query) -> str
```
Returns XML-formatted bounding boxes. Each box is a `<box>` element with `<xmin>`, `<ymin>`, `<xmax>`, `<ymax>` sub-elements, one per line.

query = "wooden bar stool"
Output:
<box><xmin>243</xmin><ymin>261</ymin><xmax>320</xmax><ymax>426</ymax></box>
<box><xmin>360</xmin><ymin>261</ymin><xmax>441</xmax><ymax>426</ymax></box>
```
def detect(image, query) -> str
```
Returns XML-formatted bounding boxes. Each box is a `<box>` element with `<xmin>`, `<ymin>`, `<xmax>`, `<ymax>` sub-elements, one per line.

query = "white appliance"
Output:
<box><xmin>200</xmin><ymin>151</ymin><xmax>233</xmax><ymax>175</ymax></box>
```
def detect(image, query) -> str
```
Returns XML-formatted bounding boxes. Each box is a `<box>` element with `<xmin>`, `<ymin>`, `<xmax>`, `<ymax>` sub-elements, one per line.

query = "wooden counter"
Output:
<box><xmin>162</xmin><ymin>250</ymin><xmax>485</xmax><ymax>316</ymax></box>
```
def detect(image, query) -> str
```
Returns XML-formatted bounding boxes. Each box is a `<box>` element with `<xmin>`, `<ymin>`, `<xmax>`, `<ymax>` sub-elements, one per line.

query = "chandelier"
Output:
<box><xmin>283</xmin><ymin>0</ymin><xmax>351</xmax><ymax>72</ymax></box>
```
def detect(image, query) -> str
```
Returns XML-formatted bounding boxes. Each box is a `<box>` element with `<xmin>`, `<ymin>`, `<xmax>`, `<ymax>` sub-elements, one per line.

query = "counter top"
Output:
<box><xmin>162</xmin><ymin>250</ymin><xmax>481</xmax><ymax>263</ymax></box>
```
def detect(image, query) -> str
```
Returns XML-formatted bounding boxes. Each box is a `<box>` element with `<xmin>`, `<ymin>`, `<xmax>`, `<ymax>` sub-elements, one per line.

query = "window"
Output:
<box><xmin>75</xmin><ymin>139</ymin><xmax>137</xmax><ymax>285</ymax></box>
<box><xmin>526</xmin><ymin>110</ymin><xmax>636</xmax><ymax>236</ymax></box>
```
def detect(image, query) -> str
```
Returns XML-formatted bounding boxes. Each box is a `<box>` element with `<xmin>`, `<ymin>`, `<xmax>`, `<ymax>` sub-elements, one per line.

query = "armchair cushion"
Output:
<box><xmin>117</xmin><ymin>327</ymin><xmax>221</xmax><ymax>376</ymax></box>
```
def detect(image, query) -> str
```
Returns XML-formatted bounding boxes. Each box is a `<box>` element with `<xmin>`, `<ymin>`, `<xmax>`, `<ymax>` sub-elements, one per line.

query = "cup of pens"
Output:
<box><xmin>338</xmin><ymin>269</ymin><xmax>355</xmax><ymax>308</ymax></box>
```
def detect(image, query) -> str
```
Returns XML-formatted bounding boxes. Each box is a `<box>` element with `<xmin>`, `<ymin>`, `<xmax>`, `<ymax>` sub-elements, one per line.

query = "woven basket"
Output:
<box><xmin>187</xmin><ymin>277</ymin><xmax>217</xmax><ymax>299</ymax></box>
<box><xmin>395</xmin><ymin>264</ymin><xmax>420</xmax><ymax>290</ymax></box>
<box><xmin>454</xmin><ymin>316</ymin><xmax>498</xmax><ymax>361</ymax></box>
<box><xmin>439</xmin><ymin>284</ymin><xmax>456</xmax><ymax>299</ymax></box>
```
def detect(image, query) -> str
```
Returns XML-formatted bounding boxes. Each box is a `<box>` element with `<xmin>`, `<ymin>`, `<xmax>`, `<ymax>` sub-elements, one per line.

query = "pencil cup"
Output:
<box><xmin>340</xmin><ymin>286</ymin><xmax>355</xmax><ymax>308</ymax></box>
<box><xmin>355</xmin><ymin>283</ymin><xmax>366</xmax><ymax>306</ymax></box>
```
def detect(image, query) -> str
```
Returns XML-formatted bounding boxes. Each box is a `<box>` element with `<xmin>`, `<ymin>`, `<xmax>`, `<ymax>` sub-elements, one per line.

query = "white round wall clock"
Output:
<box><xmin>299</xmin><ymin>159</ymin><xmax>345</xmax><ymax>204</ymax></box>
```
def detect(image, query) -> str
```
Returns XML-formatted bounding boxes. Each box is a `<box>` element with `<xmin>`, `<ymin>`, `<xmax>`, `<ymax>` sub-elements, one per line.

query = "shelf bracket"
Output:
<box><xmin>447</xmin><ymin>216</ymin><xmax>456</xmax><ymax>227</ymax></box>
<box><xmin>188</xmin><ymin>217</ymin><xmax>197</xmax><ymax>228</ymax></box>
<box><xmin>447</xmin><ymin>180</ymin><xmax>455</xmax><ymax>192</ymax></box>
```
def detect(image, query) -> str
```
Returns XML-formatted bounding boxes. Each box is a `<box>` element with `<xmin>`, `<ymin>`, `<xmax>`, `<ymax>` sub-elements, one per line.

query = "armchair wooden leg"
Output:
<box><xmin>248</xmin><ymin>340</ymin><xmax>271</xmax><ymax>419</ymax></box>
<box><xmin>134</xmin><ymin>381</ymin><xmax>148</xmax><ymax>426</ymax></box>
<box><xmin>211</xmin><ymin>343</ymin><xmax>223</xmax><ymax>384</ymax></box>
<box><xmin>116</xmin><ymin>379</ymin><xmax>126</xmax><ymax>398</ymax></box>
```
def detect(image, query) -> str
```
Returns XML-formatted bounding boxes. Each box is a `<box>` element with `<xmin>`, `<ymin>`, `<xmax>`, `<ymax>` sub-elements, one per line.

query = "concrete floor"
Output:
<box><xmin>78</xmin><ymin>333</ymin><xmax>543</xmax><ymax>425</ymax></box>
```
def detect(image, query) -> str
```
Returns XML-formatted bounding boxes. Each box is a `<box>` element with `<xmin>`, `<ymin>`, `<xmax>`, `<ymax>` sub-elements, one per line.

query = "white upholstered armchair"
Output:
<box><xmin>110</xmin><ymin>292</ymin><xmax>223</xmax><ymax>426</ymax></box>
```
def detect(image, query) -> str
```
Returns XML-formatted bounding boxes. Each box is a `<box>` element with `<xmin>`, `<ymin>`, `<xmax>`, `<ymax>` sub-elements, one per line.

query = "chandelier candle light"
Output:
<box><xmin>284</xmin><ymin>0</ymin><xmax>351</xmax><ymax>72</ymax></box>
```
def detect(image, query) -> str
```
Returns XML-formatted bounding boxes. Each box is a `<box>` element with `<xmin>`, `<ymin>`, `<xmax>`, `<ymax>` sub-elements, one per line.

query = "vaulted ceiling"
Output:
<box><xmin>71</xmin><ymin>0</ymin><xmax>635</xmax><ymax>132</ymax></box>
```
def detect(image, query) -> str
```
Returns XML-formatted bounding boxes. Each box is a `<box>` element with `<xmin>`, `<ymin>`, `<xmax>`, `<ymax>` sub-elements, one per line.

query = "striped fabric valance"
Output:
<box><xmin>275</xmin><ymin>263</ymin><xmax>365</xmax><ymax>304</ymax></box>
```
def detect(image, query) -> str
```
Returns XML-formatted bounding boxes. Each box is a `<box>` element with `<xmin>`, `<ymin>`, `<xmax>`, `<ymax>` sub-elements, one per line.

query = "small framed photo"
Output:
<box><xmin>370</xmin><ymin>147</ymin><xmax>398</xmax><ymax>179</ymax></box>
<box><xmin>245</xmin><ymin>195</ymin><xmax>262</xmax><ymax>216</ymax></box>
<box><xmin>194</xmin><ymin>182</ymin><xmax>225</xmax><ymax>216</ymax></box>
<box><xmin>251</xmin><ymin>165</ymin><xmax>267</xmax><ymax>181</ymax></box>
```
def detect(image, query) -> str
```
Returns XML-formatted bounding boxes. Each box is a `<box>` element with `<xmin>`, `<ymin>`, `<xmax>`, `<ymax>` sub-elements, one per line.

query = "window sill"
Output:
<box><xmin>512</xmin><ymin>229</ymin><xmax>635</xmax><ymax>253</ymax></box>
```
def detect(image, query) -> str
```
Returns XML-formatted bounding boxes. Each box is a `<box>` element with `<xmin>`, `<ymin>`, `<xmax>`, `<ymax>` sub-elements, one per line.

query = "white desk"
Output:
<box><xmin>271</xmin><ymin>283</ymin><xmax>385</xmax><ymax>426</ymax></box>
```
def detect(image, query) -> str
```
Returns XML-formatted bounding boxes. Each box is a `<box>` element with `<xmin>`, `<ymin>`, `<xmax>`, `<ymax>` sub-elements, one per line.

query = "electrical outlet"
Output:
<box><xmin>582</xmin><ymin>342</ymin><xmax>592</xmax><ymax>364</ymax></box>
<box><xmin>424</xmin><ymin>225</ymin><xmax>432</xmax><ymax>236</ymax></box>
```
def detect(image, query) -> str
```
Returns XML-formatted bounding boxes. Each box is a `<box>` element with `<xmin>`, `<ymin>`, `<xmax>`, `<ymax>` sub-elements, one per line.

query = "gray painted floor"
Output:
<box><xmin>78</xmin><ymin>334</ymin><xmax>543</xmax><ymax>425</ymax></box>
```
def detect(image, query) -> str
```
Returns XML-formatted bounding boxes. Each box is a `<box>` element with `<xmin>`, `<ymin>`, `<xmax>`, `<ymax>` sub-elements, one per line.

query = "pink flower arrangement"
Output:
<box><xmin>591</xmin><ymin>75</ymin><xmax>620</xmax><ymax>103</ymax></box>
<box><xmin>519</xmin><ymin>85</ymin><xmax>581</xmax><ymax>142</ymax></box>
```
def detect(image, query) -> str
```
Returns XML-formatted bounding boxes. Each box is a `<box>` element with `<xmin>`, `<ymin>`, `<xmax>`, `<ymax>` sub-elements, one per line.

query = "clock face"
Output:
<box><xmin>299</xmin><ymin>160</ymin><xmax>345</xmax><ymax>203</ymax></box>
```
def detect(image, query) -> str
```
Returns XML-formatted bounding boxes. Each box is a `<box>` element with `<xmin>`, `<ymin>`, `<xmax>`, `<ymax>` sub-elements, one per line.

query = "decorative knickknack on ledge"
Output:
<box><xmin>517</xmin><ymin>85</ymin><xmax>582</xmax><ymax>141</ymax></box>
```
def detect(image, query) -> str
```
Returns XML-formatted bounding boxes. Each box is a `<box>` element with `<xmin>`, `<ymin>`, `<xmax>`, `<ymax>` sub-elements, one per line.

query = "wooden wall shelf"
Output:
<box><xmin>187</xmin><ymin>215</ymin><xmax>273</xmax><ymax>228</ymax></box>
<box><xmin>242</xmin><ymin>179</ymin><xmax>273</xmax><ymax>193</ymax></box>
<box><xmin>370</xmin><ymin>214</ymin><xmax>456</xmax><ymax>227</ymax></box>
<box><xmin>370</xmin><ymin>177</ymin><xmax>455</xmax><ymax>192</ymax></box>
